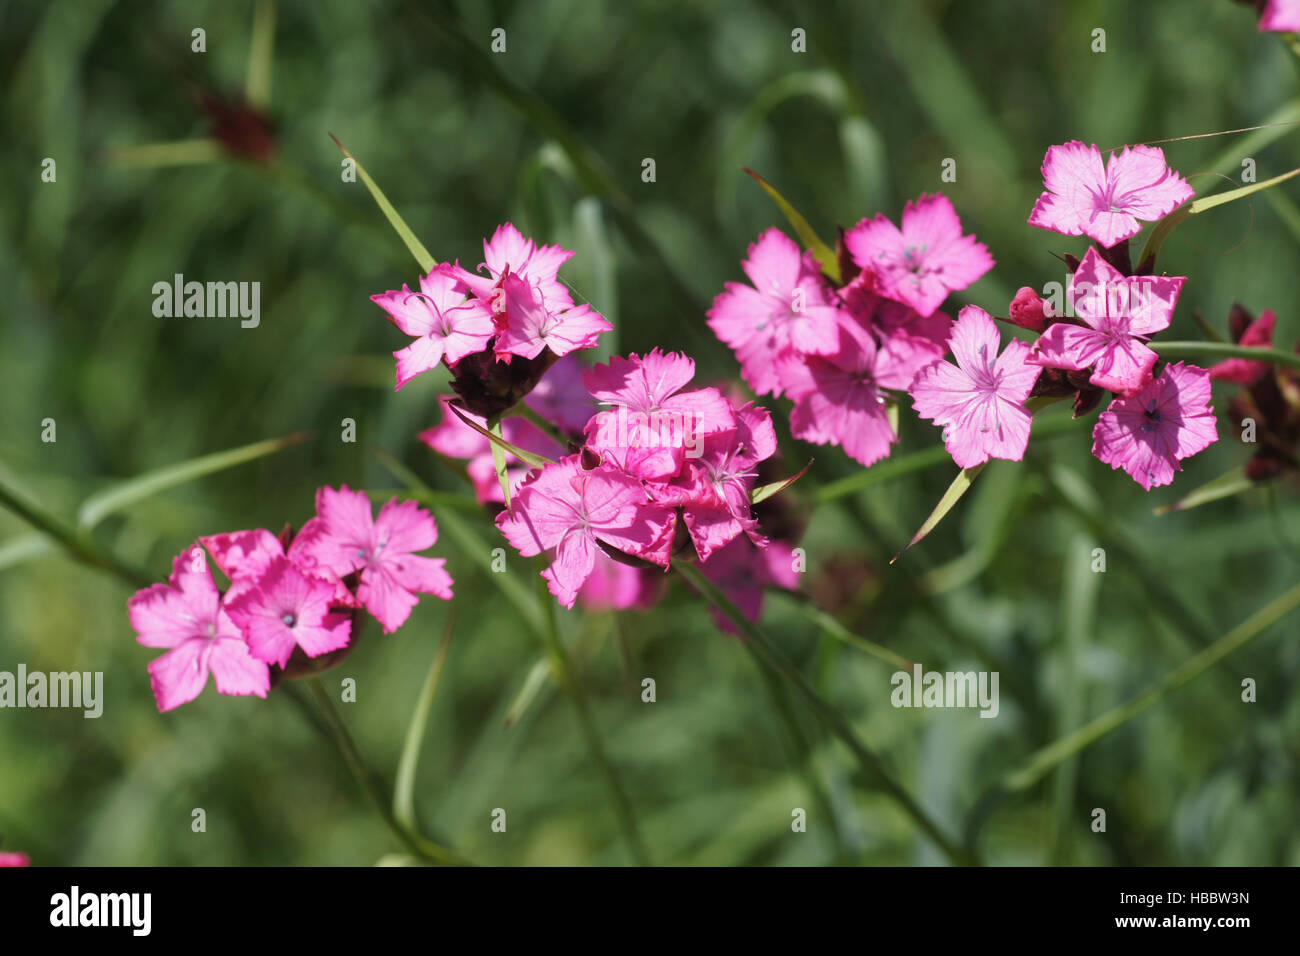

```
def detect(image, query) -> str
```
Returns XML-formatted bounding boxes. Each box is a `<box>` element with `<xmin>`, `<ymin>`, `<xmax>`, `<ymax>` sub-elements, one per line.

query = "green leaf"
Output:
<box><xmin>1153</xmin><ymin>465</ymin><xmax>1253</xmax><ymax>516</ymax></box>
<box><xmin>502</xmin><ymin>655</ymin><xmax>554</xmax><ymax>728</ymax></box>
<box><xmin>1151</xmin><ymin>341</ymin><xmax>1300</xmax><ymax>372</ymax></box>
<box><xmin>891</xmin><ymin>463</ymin><xmax>986</xmax><ymax>565</ymax></box>
<box><xmin>1140</xmin><ymin>166</ymin><xmax>1300</xmax><ymax>266</ymax></box>
<box><xmin>393</xmin><ymin>612</ymin><xmax>454</xmax><ymax>833</ymax></box>
<box><xmin>245</xmin><ymin>0</ymin><xmax>276</xmax><ymax>110</ymax></box>
<box><xmin>447</xmin><ymin>405</ymin><xmax>556</xmax><ymax>471</ymax></box>
<box><xmin>750</xmin><ymin>460</ymin><xmax>812</xmax><ymax>505</ymax></box>
<box><xmin>77</xmin><ymin>432</ymin><xmax>312</xmax><ymax>530</ymax></box>
<box><xmin>330</xmin><ymin>133</ymin><xmax>436</xmax><ymax>274</ymax></box>
<box><xmin>0</xmin><ymin>533</ymin><xmax>55</xmax><ymax>572</ymax></box>
<box><xmin>743</xmin><ymin>167</ymin><xmax>840</xmax><ymax>282</ymax></box>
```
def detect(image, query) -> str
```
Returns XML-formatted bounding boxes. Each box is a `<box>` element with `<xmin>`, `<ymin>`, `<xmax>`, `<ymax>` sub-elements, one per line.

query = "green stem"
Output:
<box><xmin>393</xmin><ymin>614</ymin><xmax>455</xmax><ymax>833</ymax></box>
<box><xmin>300</xmin><ymin>678</ymin><xmax>467</xmax><ymax>866</ymax></box>
<box><xmin>1151</xmin><ymin>341</ymin><xmax>1300</xmax><ymax>371</ymax></box>
<box><xmin>0</xmin><ymin>480</ymin><xmax>152</xmax><ymax>589</ymax></box>
<box><xmin>999</xmin><ymin>578</ymin><xmax>1300</xmax><ymax>794</ymax></box>
<box><xmin>675</xmin><ymin>561</ymin><xmax>974</xmax><ymax>865</ymax></box>
<box><xmin>535</xmin><ymin>575</ymin><xmax>650</xmax><ymax>865</ymax></box>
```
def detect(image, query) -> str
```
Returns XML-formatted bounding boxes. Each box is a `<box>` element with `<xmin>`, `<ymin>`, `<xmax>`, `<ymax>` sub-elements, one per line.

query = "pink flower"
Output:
<box><xmin>837</xmin><ymin>271</ymin><xmax>952</xmax><ymax>389</ymax></box>
<box><xmin>524</xmin><ymin>354</ymin><xmax>599</xmax><ymax>434</ymax></box>
<box><xmin>371</xmin><ymin>264</ymin><xmax>496</xmax><ymax>389</ymax></box>
<box><xmin>453</xmin><ymin>222</ymin><xmax>576</xmax><ymax>315</ymax></box>
<box><xmin>1028</xmin><ymin>141</ymin><xmax>1193</xmax><ymax>248</ymax></box>
<box><xmin>776</xmin><ymin>316</ymin><xmax>897</xmax><ymax>468</ymax></box>
<box><xmin>576</xmin><ymin>552</ymin><xmax>662</xmax><ymax>612</ymax></box>
<box><xmin>584</xmin><ymin>350</ymin><xmax>736</xmax><ymax>480</ymax></box>
<box><xmin>697</xmin><ymin>537</ymin><xmax>801</xmax><ymax>636</ymax></box>
<box><xmin>224</xmin><ymin>556</ymin><xmax>353</xmax><ymax>668</ymax></box>
<box><xmin>652</xmin><ymin>402</ymin><xmax>777</xmax><ymax>561</ymax></box>
<box><xmin>1092</xmin><ymin>362</ymin><xmax>1219</xmax><ymax>490</ymax></box>
<box><xmin>294</xmin><ymin>487</ymin><xmax>454</xmax><ymax>633</ymax></box>
<box><xmin>909</xmin><ymin>305</ymin><xmax>1041</xmax><ymax>469</ymax></box>
<box><xmin>494</xmin><ymin>273</ymin><xmax>612</xmax><ymax>361</ymax></box>
<box><xmin>706</xmin><ymin>228</ymin><xmax>841</xmax><ymax>396</ymax></box>
<box><xmin>128</xmin><ymin>546</ymin><xmax>270</xmax><ymax>712</ymax></box>
<box><xmin>0</xmin><ymin>852</ymin><xmax>30</xmax><ymax>867</ymax></box>
<box><xmin>202</xmin><ymin>527</ymin><xmax>358</xmax><ymax>608</ymax></box>
<box><xmin>496</xmin><ymin>456</ymin><xmax>675</xmax><ymax>608</ymax></box>
<box><xmin>419</xmin><ymin>397</ymin><xmax>564</xmax><ymax>506</ymax></box>
<box><xmin>1209</xmin><ymin>309</ymin><xmax>1276</xmax><ymax>385</ymax></box>
<box><xmin>1260</xmin><ymin>0</ymin><xmax>1300</xmax><ymax>32</ymax></box>
<box><xmin>1029</xmin><ymin>247</ymin><xmax>1185</xmax><ymax>393</ymax></box>
<box><xmin>844</xmin><ymin>194</ymin><xmax>994</xmax><ymax>317</ymax></box>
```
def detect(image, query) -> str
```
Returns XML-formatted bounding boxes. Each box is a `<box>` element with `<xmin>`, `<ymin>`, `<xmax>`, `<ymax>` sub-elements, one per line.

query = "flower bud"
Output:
<box><xmin>1008</xmin><ymin>287</ymin><xmax>1048</xmax><ymax>332</ymax></box>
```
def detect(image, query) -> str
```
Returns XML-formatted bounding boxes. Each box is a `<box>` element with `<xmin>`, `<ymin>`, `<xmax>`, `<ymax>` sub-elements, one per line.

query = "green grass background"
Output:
<box><xmin>2</xmin><ymin>0</ymin><xmax>1298</xmax><ymax>865</ymax></box>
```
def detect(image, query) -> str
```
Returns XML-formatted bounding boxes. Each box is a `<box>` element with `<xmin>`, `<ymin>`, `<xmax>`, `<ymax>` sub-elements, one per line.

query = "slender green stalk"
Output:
<box><xmin>675</xmin><ymin>561</ymin><xmax>974</xmax><ymax>865</ymax></box>
<box><xmin>0</xmin><ymin>480</ymin><xmax>152</xmax><ymax>588</ymax></box>
<box><xmin>393</xmin><ymin>614</ymin><xmax>455</xmax><ymax>832</ymax></box>
<box><xmin>1152</xmin><ymin>341</ymin><xmax>1300</xmax><ymax>371</ymax></box>
<box><xmin>797</xmin><ymin>603</ymin><xmax>915</xmax><ymax>671</ymax></box>
<box><xmin>999</xmin><ymin>578</ymin><xmax>1300</xmax><ymax>794</ymax></box>
<box><xmin>535</xmin><ymin>575</ymin><xmax>650</xmax><ymax>865</ymax></box>
<box><xmin>301</xmin><ymin>678</ymin><xmax>468</xmax><ymax>866</ymax></box>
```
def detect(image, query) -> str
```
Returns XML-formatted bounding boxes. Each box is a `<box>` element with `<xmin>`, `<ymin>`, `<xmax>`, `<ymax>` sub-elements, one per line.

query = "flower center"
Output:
<box><xmin>281</xmin><ymin>612</ymin><xmax>297</xmax><ymax>628</ymax></box>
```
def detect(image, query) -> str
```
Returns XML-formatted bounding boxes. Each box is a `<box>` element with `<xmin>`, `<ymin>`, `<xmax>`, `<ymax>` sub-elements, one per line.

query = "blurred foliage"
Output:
<box><xmin>2</xmin><ymin>0</ymin><xmax>1300</xmax><ymax>866</ymax></box>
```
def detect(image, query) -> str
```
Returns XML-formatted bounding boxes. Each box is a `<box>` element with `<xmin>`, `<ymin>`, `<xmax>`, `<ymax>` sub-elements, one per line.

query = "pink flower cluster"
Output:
<box><xmin>422</xmin><ymin>346</ymin><xmax>798</xmax><ymax>620</ymax></box>
<box><xmin>708</xmin><ymin>194</ymin><xmax>994</xmax><ymax>467</ymax></box>
<box><xmin>712</xmin><ymin>140</ymin><xmax>1223</xmax><ymax>492</ymax></box>
<box><xmin>371</xmin><ymin>223</ymin><xmax>612</xmax><ymax>390</ymax></box>
<box><xmin>127</xmin><ymin>488</ymin><xmax>452</xmax><ymax>712</ymax></box>
<box><xmin>1016</xmin><ymin>142</ymin><xmax>1218</xmax><ymax>489</ymax></box>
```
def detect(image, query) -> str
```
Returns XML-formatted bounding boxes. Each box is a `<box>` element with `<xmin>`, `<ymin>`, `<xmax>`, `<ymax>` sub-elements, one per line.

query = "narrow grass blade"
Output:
<box><xmin>751</xmin><ymin>460</ymin><xmax>812</xmax><ymax>504</ymax></box>
<box><xmin>77</xmin><ymin>431</ymin><xmax>312</xmax><ymax>529</ymax></box>
<box><xmin>393</xmin><ymin>612</ymin><xmax>455</xmax><ymax>832</ymax></box>
<box><xmin>1153</xmin><ymin>466</ymin><xmax>1252</xmax><ymax>515</ymax></box>
<box><xmin>891</xmin><ymin>463</ymin><xmax>986</xmax><ymax>565</ymax></box>
<box><xmin>743</xmin><ymin>167</ymin><xmax>839</xmax><ymax>282</ymax></box>
<box><xmin>448</xmin><ymin>405</ymin><xmax>555</xmax><ymax>470</ymax></box>
<box><xmin>330</xmin><ymin>133</ymin><xmax>436</xmax><ymax>274</ymax></box>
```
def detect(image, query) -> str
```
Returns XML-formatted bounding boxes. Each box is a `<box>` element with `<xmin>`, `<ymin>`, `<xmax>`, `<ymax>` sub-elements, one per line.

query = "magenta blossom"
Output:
<box><xmin>584</xmin><ymin>350</ymin><xmax>736</xmax><ymax>480</ymax></box>
<box><xmin>1092</xmin><ymin>362</ymin><xmax>1219</xmax><ymax>490</ymax></box>
<box><xmin>202</xmin><ymin>527</ymin><xmax>358</xmax><ymax>609</ymax></box>
<box><xmin>698</xmin><ymin>537</ymin><xmax>801</xmax><ymax>636</ymax></box>
<box><xmin>128</xmin><ymin>546</ymin><xmax>270</xmax><ymax>712</ymax></box>
<box><xmin>652</xmin><ymin>402</ymin><xmax>777</xmax><ymax>562</ymax></box>
<box><xmin>453</xmin><ymin>222</ymin><xmax>575</xmax><ymax>314</ymax></box>
<box><xmin>844</xmin><ymin>193</ymin><xmax>994</xmax><ymax>317</ymax></box>
<box><xmin>837</xmin><ymin>271</ymin><xmax>953</xmax><ymax>390</ymax></box>
<box><xmin>776</xmin><ymin>315</ymin><xmax>897</xmax><ymax>468</ymax></box>
<box><xmin>1260</xmin><ymin>0</ymin><xmax>1300</xmax><ymax>31</ymax></box>
<box><xmin>0</xmin><ymin>852</ymin><xmax>30</xmax><ymax>867</ymax></box>
<box><xmin>224</xmin><ymin>557</ymin><xmax>353</xmax><ymax>668</ymax></box>
<box><xmin>706</xmin><ymin>227</ymin><xmax>842</xmax><ymax>396</ymax></box>
<box><xmin>494</xmin><ymin>273</ymin><xmax>612</xmax><ymax>361</ymax></box>
<box><xmin>1028</xmin><ymin>141</ymin><xmax>1193</xmax><ymax>248</ymax></box>
<box><xmin>294</xmin><ymin>487</ymin><xmax>453</xmax><ymax>633</ymax></box>
<box><xmin>1030</xmin><ymin>247</ymin><xmax>1185</xmax><ymax>394</ymax></box>
<box><xmin>524</xmin><ymin>354</ymin><xmax>599</xmax><ymax>434</ymax></box>
<box><xmin>371</xmin><ymin>264</ymin><xmax>495</xmax><ymax>389</ymax></box>
<box><xmin>577</xmin><ymin>551</ymin><xmax>662</xmax><ymax>612</ymax></box>
<box><xmin>496</xmin><ymin>456</ymin><xmax>675</xmax><ymax>608</ymax></box>
<box><xmin>909</xmin><ymin>305</ymin><xmax>1041</xmax><ymax>469</ymax></box>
